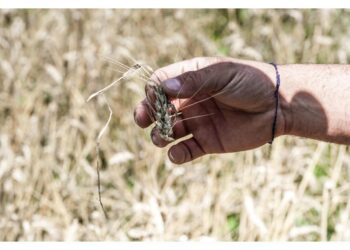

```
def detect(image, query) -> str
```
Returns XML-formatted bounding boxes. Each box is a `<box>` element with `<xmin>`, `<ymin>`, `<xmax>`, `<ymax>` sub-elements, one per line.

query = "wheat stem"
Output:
<box><xmin>95</xmin><ymin>95</ymin><xmax>112</xmax><ymax>219</ymax></box>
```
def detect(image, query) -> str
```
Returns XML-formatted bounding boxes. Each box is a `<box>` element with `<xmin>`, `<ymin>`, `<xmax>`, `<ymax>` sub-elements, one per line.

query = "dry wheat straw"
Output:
<box><xmin>87</xmin><ymin>61</ymin><xmax>179</xmax><ymax>217</ymax></box>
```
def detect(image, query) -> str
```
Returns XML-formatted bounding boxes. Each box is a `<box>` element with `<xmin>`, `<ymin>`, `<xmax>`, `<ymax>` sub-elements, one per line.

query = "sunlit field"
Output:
<box><xmin>1</xmin><ymin>9</ymin><xmax>350</xmax><ymax>241</ymax></box>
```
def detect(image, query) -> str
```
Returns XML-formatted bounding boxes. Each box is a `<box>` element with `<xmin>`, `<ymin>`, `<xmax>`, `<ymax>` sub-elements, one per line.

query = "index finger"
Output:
<box><xmin>150</xmin><ymin>57</ymin><xmax>226</xmax><ymax>83</ymax></box>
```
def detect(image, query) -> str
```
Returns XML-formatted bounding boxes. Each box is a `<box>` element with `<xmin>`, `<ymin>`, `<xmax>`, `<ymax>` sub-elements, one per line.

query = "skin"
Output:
<box><xmin>133</xmin><ymin>57</ymin><xmax>350</xmax><ymax>164</ymax></box>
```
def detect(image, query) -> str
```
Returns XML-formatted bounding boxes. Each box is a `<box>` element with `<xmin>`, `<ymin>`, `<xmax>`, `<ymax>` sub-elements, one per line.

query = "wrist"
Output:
<box><xmin>244</xmin><ymin>61</ymin><xmax>291</xmax><ymax>139</ymax></box>
<box><xmin>257</xmin><ymin>62</ymin><xmax>292</xmax><ymax>139</ymax></box>
<box><xmin>274</xmin><ymin>64</ymin><xmax>294</xmax><ymax>137</ymax></box>
<box><xmin>275</xmin><ymin>64</ymin><xmax>328</xmax><ymax>140</ymax></box>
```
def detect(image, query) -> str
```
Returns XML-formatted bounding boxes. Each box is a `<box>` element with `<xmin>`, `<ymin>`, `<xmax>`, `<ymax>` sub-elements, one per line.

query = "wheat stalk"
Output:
<box><xmin>87</xmin><ymin>60</ymin><xmax>179</xmax><ymax>218</ymax></box>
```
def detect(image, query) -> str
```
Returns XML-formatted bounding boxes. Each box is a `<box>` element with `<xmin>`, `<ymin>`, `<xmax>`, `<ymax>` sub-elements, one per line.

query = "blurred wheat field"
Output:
<box><xmin>1</xmin><ymin>9</ymin><xmax>350</xmax><ymax>241</ymax></box>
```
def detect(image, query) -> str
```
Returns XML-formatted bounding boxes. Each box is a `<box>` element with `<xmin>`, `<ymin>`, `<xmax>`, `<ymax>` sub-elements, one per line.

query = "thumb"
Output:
<box><xmin>161</xmin><ymin>62</ymin><xmax>233</xmax><ymax>98</ymax></box>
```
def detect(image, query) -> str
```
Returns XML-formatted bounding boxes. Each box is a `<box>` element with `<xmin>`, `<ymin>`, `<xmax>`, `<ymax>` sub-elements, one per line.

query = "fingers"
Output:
<box><xmin>150</xmin><ymin>117</ymin><xmax>190</xmax><ymax>148</ymax></box>
<box><xmin>151</xmin><ymin>57</ymin><xmax>232</xmax><ymax>100</ymax></box>
<box><xmin>134</xmin><ymin>99</ymin><xmax>153</xmax><ymax>128</ymax></box>
<box><xmin>161</xmin><ymin>62</ymin><xmax>237</xmax><ymax>99</ymax></box>
<box><xmin>168</xmin><ymin>138</ymin><xmax>206</xmax><ymax>164</ymax></box>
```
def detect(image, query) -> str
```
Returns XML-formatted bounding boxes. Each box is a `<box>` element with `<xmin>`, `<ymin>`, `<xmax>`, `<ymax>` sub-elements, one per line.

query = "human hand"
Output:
<box><xmin>134</xmin><ymin>57</ymin><xmax>286</xmax><ymax>164</ymax></box>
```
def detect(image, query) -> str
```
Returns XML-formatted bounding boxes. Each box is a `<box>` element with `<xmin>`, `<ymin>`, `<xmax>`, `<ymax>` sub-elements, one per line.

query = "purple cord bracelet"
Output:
<box><xmin>269</xmin><ymin>62</ymin><xmax>281</xmax><ymax>144</ymax></box>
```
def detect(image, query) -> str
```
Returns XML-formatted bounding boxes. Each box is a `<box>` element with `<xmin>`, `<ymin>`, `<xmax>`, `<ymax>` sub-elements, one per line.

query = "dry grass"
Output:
<box><xmin>1</xmin><ymin>9</ymin><xmax>350</xmax><ymax>241</ymax></box>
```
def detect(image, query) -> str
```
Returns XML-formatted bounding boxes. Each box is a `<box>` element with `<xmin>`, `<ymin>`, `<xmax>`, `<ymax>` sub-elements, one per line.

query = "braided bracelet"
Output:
<box><xmin>268</xmin><ymin>62</ymin><xmax>281</xmax><ymax>144</ymax></box>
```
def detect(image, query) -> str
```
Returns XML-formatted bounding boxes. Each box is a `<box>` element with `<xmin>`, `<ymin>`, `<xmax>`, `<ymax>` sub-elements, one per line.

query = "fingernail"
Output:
<box><xmin>169</xmin><ymin>147</ymin><xmax>185</xmax><ymax>164</ymax></box>
<box><xmin>164</xmin><ymin>78</ymin><xmax>181</xmax><ymax>92</ymax></box>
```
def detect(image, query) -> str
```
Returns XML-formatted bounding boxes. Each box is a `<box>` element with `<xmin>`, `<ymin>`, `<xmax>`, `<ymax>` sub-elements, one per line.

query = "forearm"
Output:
<box><xmin>279</xmin><ymin>64</ymin><xmax>350</xmax><ymax>144</ymax></box>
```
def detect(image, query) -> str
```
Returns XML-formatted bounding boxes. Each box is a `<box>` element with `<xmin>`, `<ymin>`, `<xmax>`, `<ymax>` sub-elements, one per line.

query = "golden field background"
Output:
<box><xmin>1</xmin><ymin>9</ymin><xmax>350</xmax><ymax>241</ymax></box>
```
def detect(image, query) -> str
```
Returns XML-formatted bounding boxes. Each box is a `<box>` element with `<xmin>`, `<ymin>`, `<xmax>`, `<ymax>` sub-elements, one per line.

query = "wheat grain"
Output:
<box><xmin>145</xmin><ymin>83</ymin><xmax>177</xmax><ymax>142</ymax></box>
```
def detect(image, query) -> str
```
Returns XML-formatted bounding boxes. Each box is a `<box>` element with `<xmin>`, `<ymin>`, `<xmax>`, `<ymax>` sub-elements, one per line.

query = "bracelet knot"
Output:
<box><xmin>269</xmin><ymin>62</ymin><xmax>281</xmax><ymax>144</ymax></box>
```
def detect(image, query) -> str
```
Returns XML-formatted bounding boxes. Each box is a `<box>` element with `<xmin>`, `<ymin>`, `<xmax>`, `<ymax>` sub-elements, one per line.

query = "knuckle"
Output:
<box><xmin>180</xmin><ymin>70</ymin><xmax>198</xmax><ymax>85</ymax></box>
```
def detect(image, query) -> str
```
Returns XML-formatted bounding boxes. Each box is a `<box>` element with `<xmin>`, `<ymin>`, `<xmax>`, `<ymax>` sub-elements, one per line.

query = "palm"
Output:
<box><xmin>177</xmin><ymin>94</ymin><xmax>272</xmax><ymax>155</ymax></box>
